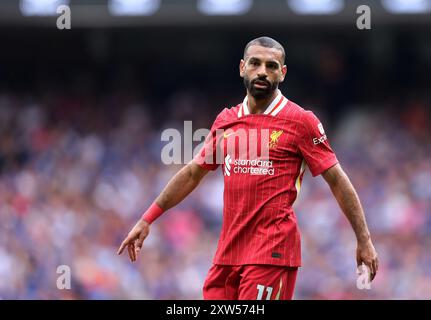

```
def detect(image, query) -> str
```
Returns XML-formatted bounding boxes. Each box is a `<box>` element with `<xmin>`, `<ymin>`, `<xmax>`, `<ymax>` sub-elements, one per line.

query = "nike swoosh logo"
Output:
<box><xmin>223</xmin><ymin>132</ymin><xmax>236</xmax><ymax>139</ymax></box>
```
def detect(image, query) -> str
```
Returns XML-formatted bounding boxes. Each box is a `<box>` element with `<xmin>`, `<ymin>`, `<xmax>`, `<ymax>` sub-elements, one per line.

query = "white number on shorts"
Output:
<box><xmin>256</xmin><ymin>284</ymin><xmax>273</xmax><ymax>300</ymax></box>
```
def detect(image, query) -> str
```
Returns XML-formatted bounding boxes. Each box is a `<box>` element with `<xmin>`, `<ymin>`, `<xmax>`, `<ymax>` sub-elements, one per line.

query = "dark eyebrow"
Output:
<box><xmin>266</xmin><ymin>60</ymin><xmax>280</xmax><ymax>68</ymax></box>
<box><xmin>247</xmin><ymin>57</ymin><xmax>281</xmax><ymax>68</ymax></box>
<box><xmin>248</xmin><ymin>57</ymin><xmax>261</xmax><ymax>63</ymax></box>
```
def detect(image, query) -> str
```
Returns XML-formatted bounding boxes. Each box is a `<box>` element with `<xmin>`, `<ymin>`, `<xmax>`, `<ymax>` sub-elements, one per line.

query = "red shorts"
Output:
<box><xmin>203</xmin><ymin>264</ymin><xmax>298</xmax><ymax>300</ymax></box>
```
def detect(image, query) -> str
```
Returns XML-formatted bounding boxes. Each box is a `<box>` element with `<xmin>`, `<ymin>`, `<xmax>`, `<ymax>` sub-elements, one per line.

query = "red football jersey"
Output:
<box><xmin>194</xmin><ymin>90</ymin><xmax>338</xmax><ymax>267</ymax></box>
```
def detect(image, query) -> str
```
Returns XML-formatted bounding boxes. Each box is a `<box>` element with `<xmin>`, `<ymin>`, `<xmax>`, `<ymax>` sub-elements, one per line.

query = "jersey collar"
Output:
<box><xmin>238</xmin><ymin>89</ymin><xmax>288</xmax><ymax>118</ymax></box>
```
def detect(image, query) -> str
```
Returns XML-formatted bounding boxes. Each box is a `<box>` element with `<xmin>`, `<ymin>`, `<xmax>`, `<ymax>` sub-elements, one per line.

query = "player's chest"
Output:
<box><xmin>220</xmin><ymin>116</ymin><xmax>298</xmax><ymax>159</ymax></box>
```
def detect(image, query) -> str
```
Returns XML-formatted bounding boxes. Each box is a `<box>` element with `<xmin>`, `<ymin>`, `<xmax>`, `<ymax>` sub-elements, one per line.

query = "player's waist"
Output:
<box><xmin>223</xmin><ymin>203</ymin><xmax>295</xmax><ymax>221</ymax></box>
<box><xmin>224</xmin><ymin>197</ymin><xmax>297</xmax><ymax>210</ymax></box>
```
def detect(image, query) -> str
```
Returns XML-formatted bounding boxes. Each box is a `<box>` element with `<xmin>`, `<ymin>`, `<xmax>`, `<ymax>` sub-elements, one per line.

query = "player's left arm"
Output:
<box><xmin>322</xmin><ymin>163</ymin><xmax>379</xmax><ymax>281</ymax></box>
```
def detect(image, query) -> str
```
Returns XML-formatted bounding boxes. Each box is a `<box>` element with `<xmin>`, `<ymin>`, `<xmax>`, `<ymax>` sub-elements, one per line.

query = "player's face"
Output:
<box><xmin>240</xmin><ymin>45</ymin><xmax>287</xmax><ymax>100</ymax></box>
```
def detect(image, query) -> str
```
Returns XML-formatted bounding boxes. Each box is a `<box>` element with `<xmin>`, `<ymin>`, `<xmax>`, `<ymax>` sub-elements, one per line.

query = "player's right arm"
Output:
<box><xmin>117</xmin><ymin>161</ymin><xmax>209</xmax><ymax>261</ymax></box>
<box><xmin>156</xmin><ymin>160</ymin><xmax>210</xmax><ymax>210</ymax></box>
<box><xmin>118</xmin><ymin>109</ymin><xmax>225</xmax><ymax>262</ymax></box>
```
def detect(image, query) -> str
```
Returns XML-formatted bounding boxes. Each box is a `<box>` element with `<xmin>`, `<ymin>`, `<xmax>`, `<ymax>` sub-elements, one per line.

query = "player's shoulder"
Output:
<box><xmin>282</xmin><ymin>99</ymin><xmax>320</xmax><ymax>123</ymax></box>
<box><xmin>279</xmin><ymin>98</ymin><xmax>308</xmax><ymax>119</ymax></box>
<box><xmin>215</xmin><ymin>103</ymin><xmax>242</xmax><ymax>121</ymax></box>
<box><xmin>283</xmin><ymin>99</ymin><xmax>329</xmax><ymax>141</ymax></box>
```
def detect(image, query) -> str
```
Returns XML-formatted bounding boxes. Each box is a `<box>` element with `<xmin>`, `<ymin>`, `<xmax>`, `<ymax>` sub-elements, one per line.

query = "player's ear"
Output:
<box><xmin>280</xmin><ymin>64</ymin><xmax>287</xmax><ymax>82</ymax></box>
<box><xmin>239</xmin><ymin>59</ymin><xmax>245</xmax><ymax>78</ymax></box>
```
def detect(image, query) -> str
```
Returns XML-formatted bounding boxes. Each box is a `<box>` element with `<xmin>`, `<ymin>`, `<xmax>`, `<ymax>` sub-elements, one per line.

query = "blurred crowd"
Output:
<box><xmin>0</xmin><ymin>90</ymin><xmax>430</xmax><ymax>300</ymax></box>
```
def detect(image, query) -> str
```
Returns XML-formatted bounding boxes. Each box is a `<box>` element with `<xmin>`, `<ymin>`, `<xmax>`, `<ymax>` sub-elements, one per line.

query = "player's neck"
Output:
<box><xmin>246</xmin><ymin>90</ymin><xmax>278</xmax><ymax>114</ymax></box>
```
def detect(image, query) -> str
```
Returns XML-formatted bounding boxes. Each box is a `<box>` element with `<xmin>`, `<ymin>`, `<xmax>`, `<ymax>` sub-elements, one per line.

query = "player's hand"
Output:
<box><xmin>117</xmin><ymin>219</ymin><xmax>150</xmax><ymax>262</ymax></box>
<box><xmin>356</xmin><ymin>238</ymin><xmax>379</xmax><ymax>282</ymax></box>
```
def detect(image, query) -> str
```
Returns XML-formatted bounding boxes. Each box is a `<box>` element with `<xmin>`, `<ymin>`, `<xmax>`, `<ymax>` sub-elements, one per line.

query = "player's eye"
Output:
<box><xmin>250</xmin><ymin>60</ymin><xmax>260</xmax><ymax>66</ymax></box>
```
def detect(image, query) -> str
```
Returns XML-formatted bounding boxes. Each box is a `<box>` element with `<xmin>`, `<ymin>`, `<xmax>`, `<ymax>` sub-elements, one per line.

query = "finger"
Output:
<box><xmin>356</xmin><ymin>255</ymin><xmax>362</xmax><ymax>267</ymax></box>
<box><xmin>131</xmin><ymin>243</ymin><xmax>137</xmax><ymax>261</ymax></box>
<box><xmin>135</xmin><ymin>239</ymin><xmax>141</xmax><ymax>256</ymax></box>
<box><xmin>135</xmin><ymin>232</ymin><xmax>146</xmax><ymax>253</ymax></box>
<box><xmin>117</xmin><ymin>238</ymin><xmax>130</xmax><ymax>255</ymax></box>
<box><xmin>371</xmin><ymin>259</ymin><xmax>378</xmax><ymax>281</ymax></box>
<box><xmin>135</xmin><ymin>242</ymin><xmax>141</xmax><ymax>257</ymax></box>
<box><xmin>367</xmin><ymin>261</ymin><xmax>376</xmax><ymax>282</ymax></box>
<box><xmin>127</xmin><ymin>243</ymin><xmax>132</xmax><ymax>261</ymax></box>
<box><xmin>127</xmin><ymin>243</ymin><xmax>135</xmax><ymax>262</ymax></box>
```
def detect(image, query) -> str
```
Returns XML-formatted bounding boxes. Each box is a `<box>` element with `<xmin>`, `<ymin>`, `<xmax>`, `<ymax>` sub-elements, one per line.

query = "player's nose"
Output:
<box><xmin>256</xmin><ymin>65</ymin><xmax>268</xmax><ymax>77</ymax></box>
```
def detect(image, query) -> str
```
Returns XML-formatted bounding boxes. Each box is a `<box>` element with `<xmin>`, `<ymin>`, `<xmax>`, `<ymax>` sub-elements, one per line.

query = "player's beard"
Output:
<box><xmin>244</xmin><ymin>75</ymin><xmax>278</xmax><ymax>100</ymax></box>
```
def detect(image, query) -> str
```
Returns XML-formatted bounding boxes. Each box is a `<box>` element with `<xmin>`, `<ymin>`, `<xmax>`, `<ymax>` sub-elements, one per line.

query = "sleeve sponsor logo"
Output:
<box><xmin>313</xmin><ymin>123</ymin><xmax>327</xmax><ymax>145</ymax></box>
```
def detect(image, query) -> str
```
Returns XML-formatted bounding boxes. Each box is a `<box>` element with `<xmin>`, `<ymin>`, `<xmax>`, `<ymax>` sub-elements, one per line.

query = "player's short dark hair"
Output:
<box><xmin>244</xmin><ymin>37</ymin><xmax>286</xmax><ymax>65</ymax></box>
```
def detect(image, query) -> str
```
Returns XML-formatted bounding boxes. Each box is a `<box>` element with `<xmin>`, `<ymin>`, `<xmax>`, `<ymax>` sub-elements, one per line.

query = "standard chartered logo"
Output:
<box><xmin>224</xmin><ymin>154</ymin><xmax>232</xmax><ymax>176</ymax></box>
<box><xmin>224</xmin><ymin>155</ymin><xmax>275</xmax><ymax>176</ymax></box>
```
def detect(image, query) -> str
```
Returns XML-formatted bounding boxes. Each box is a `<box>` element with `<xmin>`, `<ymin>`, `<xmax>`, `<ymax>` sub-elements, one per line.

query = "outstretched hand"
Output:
<box><xmin>117</xmin><ymin>220</ymin><xmax>150</xmax><ymax>262</ymax></box>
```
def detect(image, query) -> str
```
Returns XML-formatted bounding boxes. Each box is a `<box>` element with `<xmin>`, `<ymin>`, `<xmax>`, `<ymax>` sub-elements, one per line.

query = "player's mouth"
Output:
<box><xmin>252</xmin><ymin>80</ymin><xmax>270</xmax><ymax>89</ymax></box>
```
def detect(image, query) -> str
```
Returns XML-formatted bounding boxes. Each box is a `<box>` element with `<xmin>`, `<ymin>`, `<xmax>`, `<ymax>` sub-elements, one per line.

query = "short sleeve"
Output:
<box><xmin>193</xmin><ymin>110</ymin><xmax>225</xmax><ymax>171</ymax></box>
<box><xmin>298</xmin><ymin>111</ymin><xmax>339</xmax><ymax>177</ymax></box>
